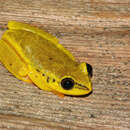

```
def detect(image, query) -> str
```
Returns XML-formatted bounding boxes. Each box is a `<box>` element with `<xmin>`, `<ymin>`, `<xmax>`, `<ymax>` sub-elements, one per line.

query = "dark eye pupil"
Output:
<box><xmin>61</xmin><ymin>78</ymin><xmax>74</xmax><ymax>90</ymax></box>
<box><xmin>86</xmin><ymin>63</ymin><xmax>93</xmax><ymax>78</ymax></box>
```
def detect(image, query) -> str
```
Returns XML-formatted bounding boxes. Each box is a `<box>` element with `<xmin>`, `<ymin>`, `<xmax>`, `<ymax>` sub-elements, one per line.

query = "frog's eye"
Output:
<box><xmin>86</xmin><ymin>63</ymin><xmax>93</xmax><ymax>78</ymax></box>
<box><xmin>61</xmin><ymin>78</ymin><xmax>74</xmax><ymax>90</ymax></box>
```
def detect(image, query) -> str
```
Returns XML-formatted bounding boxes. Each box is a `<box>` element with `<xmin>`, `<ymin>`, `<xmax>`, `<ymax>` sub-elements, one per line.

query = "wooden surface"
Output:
<box><xmin>0</xmin><ymin>0</ymin><xmax>130</xmax><ymax>129</ymax></box>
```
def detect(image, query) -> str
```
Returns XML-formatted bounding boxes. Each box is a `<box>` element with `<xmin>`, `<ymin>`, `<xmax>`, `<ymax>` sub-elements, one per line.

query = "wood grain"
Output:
<box><xmin>0</xmin><ymin>0</ymin><xmax>130</xmax><ymax>129</ymax></box>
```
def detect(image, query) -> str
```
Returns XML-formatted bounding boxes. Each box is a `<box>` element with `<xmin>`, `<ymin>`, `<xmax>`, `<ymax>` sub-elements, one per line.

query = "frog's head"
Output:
<box><xmin>52</xmin><ymin>62</ymin><xmax>93</xmax><ymax>96</ymax></box>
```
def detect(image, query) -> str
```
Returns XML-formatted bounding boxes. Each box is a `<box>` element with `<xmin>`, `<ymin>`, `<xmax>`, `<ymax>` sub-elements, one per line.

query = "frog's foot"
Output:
<box><xmin>18</xmin><ymin>66</ymin><xmax>33</xmax><ymax>83</ymax></box>
<box><xmin>51</xmin><ymin>90</ymin><xmax>65</xmax><ymax>98</ymax></box>
<box><xmin>20</xmin><ymin>75</ymin><xmax>33</xmax><ymax>83</ymax></box>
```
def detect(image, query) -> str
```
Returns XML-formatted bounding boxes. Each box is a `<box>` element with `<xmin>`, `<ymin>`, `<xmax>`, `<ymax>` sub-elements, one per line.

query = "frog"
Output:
<box><xmin>0</xmin><ymin>21</ymin><xmax>93</xmax><ymax>97</ymax></box>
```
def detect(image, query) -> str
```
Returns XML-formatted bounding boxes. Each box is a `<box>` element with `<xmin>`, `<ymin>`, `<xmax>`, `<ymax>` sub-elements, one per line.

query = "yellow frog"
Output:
<box><xmin>0</xmin><ymin>21</ymin><xmax>93</xmax><ymax>97</ymax></box>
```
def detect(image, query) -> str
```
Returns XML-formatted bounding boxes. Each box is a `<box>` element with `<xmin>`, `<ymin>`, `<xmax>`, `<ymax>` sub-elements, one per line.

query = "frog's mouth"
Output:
<box><xmin>75</xmin><ymin>82</ymin><xmax>89</xmax><ymax>91</ymax></box>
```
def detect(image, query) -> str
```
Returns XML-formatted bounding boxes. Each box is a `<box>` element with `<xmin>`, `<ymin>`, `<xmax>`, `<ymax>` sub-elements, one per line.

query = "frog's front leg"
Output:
<box><xmin>0</xmin><ymin>39</ymin><xmax>32</xmax><ymax>83</ymax></box>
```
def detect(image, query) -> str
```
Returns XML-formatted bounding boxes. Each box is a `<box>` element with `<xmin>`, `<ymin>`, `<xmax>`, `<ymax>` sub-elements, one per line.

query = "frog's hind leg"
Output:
<box><xmin>0</xmin><ymin>39</ymin><xmax>32</xmax><ymax>83</ymax></box>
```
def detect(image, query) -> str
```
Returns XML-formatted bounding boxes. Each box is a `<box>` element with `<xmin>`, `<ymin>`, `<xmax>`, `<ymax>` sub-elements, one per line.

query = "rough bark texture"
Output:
<box><xmin>0</xmin><ymin>0</ymin><xmax>130</xmax><ymax>129</ymax></box>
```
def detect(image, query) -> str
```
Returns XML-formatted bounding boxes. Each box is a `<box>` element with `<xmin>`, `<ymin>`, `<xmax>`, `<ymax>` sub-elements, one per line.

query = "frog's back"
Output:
<box><xmin>4</xmin><ymin>21</ymin><xmax>76</xmax><ymax>75</ymax></box>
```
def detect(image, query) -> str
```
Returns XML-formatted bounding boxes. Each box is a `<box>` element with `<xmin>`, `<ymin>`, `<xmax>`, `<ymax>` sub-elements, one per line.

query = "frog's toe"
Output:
<box><xmin>51</xmin><ymin>90</ymin><xmax>65</xmax><ymax>98</ymax></box>
<box><xmin>21</xmin><ymin>75</ymin><xmax>33</xmax><ymax>83</ymax></box>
